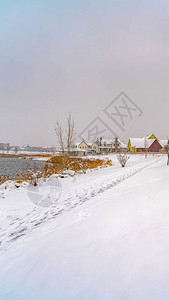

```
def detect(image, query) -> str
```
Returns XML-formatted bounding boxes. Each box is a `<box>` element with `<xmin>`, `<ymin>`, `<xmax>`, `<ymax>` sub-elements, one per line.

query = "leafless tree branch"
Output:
<box><xmin>117</xmin><ymin>154</ymin><xmax>130</xmax><ymax>167</ymax></box>
<box><xmin>55</xmin><ymin>114</ymin><xmax>76</xmax><ymax>156</ymax></box>
<box><xmin>55</xmin><ymin>120</ymin><xmax>65</xmax><ymax>154</ymax></box>
<box><xmin>66</xmin><ymin>113</ymin><xmax>76</xmax><ymax>156</ymax></box>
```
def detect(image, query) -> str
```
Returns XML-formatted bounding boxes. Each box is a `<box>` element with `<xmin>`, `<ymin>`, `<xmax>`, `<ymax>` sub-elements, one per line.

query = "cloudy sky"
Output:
<box><xmin>1</xmin><ymin>0</ymin><xmax>169</xmax><ymax>146</ymax></box>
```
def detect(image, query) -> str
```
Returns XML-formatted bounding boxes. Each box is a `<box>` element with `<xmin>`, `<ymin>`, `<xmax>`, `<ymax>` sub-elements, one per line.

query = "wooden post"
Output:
<box><xmin>115</xmin><ymin>137</ymin><xmax>118</xmax><ymax>153</ymax></box>
<box><xmin>167</xmin><ymin>140</ymin><xmax>169</xmax><ymax>165</ymax></box>
<box><xmin>145</xmin><ymin>136</ymin><xmax>148</xmax><ymax>158</ymax></box>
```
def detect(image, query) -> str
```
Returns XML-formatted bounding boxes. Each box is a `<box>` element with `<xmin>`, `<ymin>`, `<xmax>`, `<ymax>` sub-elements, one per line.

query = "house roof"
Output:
<box><xmin>159</xmin><ymin>140</ymin><xmax>168</xmax><ymax>147</ymax></box>
<box><xmin>129</xmin><ymin>134</ymin><xmax>158</xmax><ymax>148</ymax></box>
<box><xmin>119</xmin><ymin>141</ymin><xmax>127</xmax><ymax>148</ymax></box>
<box><xmin>75</xmin><ymin>142</ymin><xmax>81</xmax><ymax>146</ymax></box>
<box><xmin>99</xmin><ymin>138</ymin><xmax>114</xmax><ymax>144</ymax></box>
<box><xmin>129</xmin><ymin>138</ymin><xmax>143</xmax><ymax>147</ymax></box>
<box><xmin>129</xmin><ymin>138</ymin><xmax>157</xmax><ymax>149</ymax></box>
<box><xmin>76</xmin><ymin>138</ymin><xmax>127</xmax><ymax>149</ymax></box>
<box><xmin>106</xmin><ymin>139</ymin><xmax>114</xmax><ymax>144</ymax></box>
<box><xmin>136</xmin><ymin>139</ymin><xmax>157</xmax><ymax>149</ymax></box>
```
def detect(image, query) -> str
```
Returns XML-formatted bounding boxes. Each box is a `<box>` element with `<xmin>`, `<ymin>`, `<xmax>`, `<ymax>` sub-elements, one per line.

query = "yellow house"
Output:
<box><xmin>78</xmin><ymin>140</ymin><xmax>89</xmax><ymax>150</ymax></box>
<box><xmin>91</xmin><ymin>142</ymin><xmax>99</xmax><ymax>153</ymax></box>
<box><xmin>128</xmin><ymin>134</ymin><xmax>158</xmax><ymax>153</ymax></box>
<box><xmin>76</xmin><ymin>140</ymin><xmax>99</xmax><ymax>154</ymax></box>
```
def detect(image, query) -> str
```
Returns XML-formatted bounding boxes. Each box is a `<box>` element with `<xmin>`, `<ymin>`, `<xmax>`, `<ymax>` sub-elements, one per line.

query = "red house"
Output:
<box><xmin>136</xmin><ymin>139</ymin><xmax>162</xmax><ymax>153</ymax></box>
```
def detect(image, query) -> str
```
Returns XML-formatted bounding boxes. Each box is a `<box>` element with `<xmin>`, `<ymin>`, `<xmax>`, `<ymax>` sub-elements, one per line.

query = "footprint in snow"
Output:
<box><xmin>78</xmin><ymin>209</ymin><xmax>91</xmax><ymax>218</ymax></box>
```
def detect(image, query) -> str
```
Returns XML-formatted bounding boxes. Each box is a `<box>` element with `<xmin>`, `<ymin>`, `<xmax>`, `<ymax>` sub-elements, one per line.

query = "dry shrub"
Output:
<box><xmin>0</xmin><ymin>175</ymin><xmax>11</xmax><ymax>185</ymax></box>
<box><xmin>45</xmin><ymin>156</ymin><xmax>112</xmax><ymax>177</ymax></box>
<box><xmin>0</xmin><ymin>156</ymin><xmax>112</xmax><ymax>187</ymax></box>
<box><xmin>117</xmin><ymin>154</ymin><xmax>130</xmax><ymax>167</ymax></box>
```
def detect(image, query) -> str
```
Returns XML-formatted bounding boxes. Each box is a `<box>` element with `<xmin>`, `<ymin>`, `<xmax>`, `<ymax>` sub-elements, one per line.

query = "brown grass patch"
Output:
<box><xmin>0</xmin><ymin>156</ymin><xmax>112</xmax><ymax>186</ymax></box>
<box><xmin>44</xmin><ymin>156</ymin><xmax>112</xmax><ymax>177</ymax></box>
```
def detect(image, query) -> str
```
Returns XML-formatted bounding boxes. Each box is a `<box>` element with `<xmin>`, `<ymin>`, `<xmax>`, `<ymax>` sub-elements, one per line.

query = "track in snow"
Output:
<box><xmin>0</xmin><ymin>159</ymin><xmax>160</xmax><ymax>252</ymax></box>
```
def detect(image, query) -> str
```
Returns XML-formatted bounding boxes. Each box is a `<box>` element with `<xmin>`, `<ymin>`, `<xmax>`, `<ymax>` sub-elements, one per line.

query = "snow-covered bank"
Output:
<box><xmin>0</xmin><ymin>155</ymin><xmax>159</xmax><ymax>252</ymax></box>
<box><xmin>0</xmin><ymin>155</ymin><xmax>169</xmax><ymax>299</ymax></box>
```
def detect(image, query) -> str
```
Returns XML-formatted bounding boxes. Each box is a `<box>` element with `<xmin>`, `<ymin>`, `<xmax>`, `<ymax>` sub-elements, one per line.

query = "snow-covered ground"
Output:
<box><xmin>0</xmin><ymin>154</ymin><xmax>169</xmax><ymax>299</ymax></box>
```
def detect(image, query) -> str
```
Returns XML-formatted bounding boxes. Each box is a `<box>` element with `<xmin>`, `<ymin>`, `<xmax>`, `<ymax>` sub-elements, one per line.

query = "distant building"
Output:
<box><xmin>128</xmin><ymin>134</ymin><xmax>166</xmax><ymax>153</ymax></box>
<box><xmin>20</xmin><ymin>144</ymin><xmax>31</xmax><ymax>151</ymax></box>
<box><xmin>76</xmin><ymin>140</ymin><xmax>100</xmax><ymax>154</ymax></box>
<box><xmin>96</xmin><ymin>138</ymin><xmax>127</xmax><ymax>154</ymax></box>
<box><xmin>72</xmin><ymin>138</ymin><xmax>127</xmax><ymax>156</ymax></box>
<box><xmin>20</xmin><ymin>144</ymin><xmax>57</xmax><ymax>154</ymax></box>
<box><xmin>0</xmin><ymin>143</ymin><xmax>10</xmax><ymax>151</ymax></box>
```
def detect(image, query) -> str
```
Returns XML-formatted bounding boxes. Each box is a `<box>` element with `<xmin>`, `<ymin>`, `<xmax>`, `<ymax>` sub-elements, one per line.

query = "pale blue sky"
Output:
<box><xmin>1</xmin><ymin>0</ymin><xmax>169</xmax><ymax>145</ymax></box>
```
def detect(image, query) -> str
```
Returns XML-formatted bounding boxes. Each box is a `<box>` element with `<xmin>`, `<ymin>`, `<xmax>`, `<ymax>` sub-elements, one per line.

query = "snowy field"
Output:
<box><xmin>0</xmin><ymin>154</ymin><xmax>169</xmax><ymax>299</ymax></box>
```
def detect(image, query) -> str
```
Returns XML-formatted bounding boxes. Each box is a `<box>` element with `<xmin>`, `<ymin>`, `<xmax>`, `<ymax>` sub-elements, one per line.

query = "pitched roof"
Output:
<box><xmin>129</xmin><ymin>138</ymin><xmax>156</xmax><ymax>148</ymax></box>
<box><xmin>120</xmin><ymin>141</ymin><xmax>127</xmax><ymax>148</ymax></box>
<box><xmin>76</xmin><ymin>138</ymin><xmax>128</xmax><ymax>149</ymax></box>
<box><xmin>136</xmin><ymin>139</ymin><xmax>156</xmax><ymax>149</ymax></box>
<box><xmin>129</xmin><ymin>138</ymin><xmax>143</xmax><ymax>147</ymax></box>
<box><xmin>159</xmin><ymin>140</ymin><xmax>168</xmax><ymax>147</ymax></box>
<box><xmin>106</xmin><ymin>139</ymin><xmax>114</xmax><ymax>144</ymax></box>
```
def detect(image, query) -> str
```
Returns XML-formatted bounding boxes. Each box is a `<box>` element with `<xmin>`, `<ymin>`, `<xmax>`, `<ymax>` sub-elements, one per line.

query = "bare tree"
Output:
<box><xmin>55</xmin><ymin>120</ymin><xmax>65</xmax><ymax>154</ymax></box>
<box><xmin>55</xmin><ymin>114</ymin><xmax>76</xmax><ymax>156</ymax></box>
<box><xmin>14</xmin><ymin>146</ymin><xmax>18</xmax><ymax>155</ymax></box>
<box><xmin>27</xmin><ymin>164</ymin><xmax>42</xmax><ymax>186</ymax></box>
<box><xmin>117</xmin><ymin>154</ymin><xmax>130</xmax><ymax>167</ymax></box>
<box><xmin>66</xmin><ymin>113</ymin><xmax>76</xmax><ymax>156</ymax></box>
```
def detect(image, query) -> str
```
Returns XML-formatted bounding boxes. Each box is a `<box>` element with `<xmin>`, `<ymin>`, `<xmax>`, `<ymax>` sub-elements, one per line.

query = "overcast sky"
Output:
<box><xmin>1</xmin><ymin>0</ymin><xmax>169</xmax><ymax>146</ymax></box>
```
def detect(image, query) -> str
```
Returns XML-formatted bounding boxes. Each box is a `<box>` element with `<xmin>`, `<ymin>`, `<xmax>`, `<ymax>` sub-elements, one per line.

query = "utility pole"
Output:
<box><xmin>167</xmin><ymin>140</ymin><xmax>169</xmax><ymax>165</ymax></box>
<box><xmin>115</xmin><ymin>137</ymin><xmax>118</xmax><ymax>153</ymax></box>
<box><xmin>100</xmin><ymin>137</ymin><xmax>102</xmax><ymax>147</ymax></box>
<box><xmin>99</xmin><ymin>137</ymin><xmax>102</xmax><ymax>154</ymax></box>
<box><xmin>145</xmin><ymin>136</ymin><xmax>148</xmax><ymax>158</ymax></box>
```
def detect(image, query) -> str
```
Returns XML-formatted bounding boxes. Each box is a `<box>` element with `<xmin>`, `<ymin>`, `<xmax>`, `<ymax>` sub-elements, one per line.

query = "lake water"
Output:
<box><xmin>0</xmin><ymin>158</ymin><xmax>45</xmax><ymax>179</ymax></box>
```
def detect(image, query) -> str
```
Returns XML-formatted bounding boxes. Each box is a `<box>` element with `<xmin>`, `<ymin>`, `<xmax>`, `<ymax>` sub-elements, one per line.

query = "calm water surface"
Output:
<box><xmin>0</xmin><ymin>158</ymin><xmax>44</xmax><ymax>179</ymax></box>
